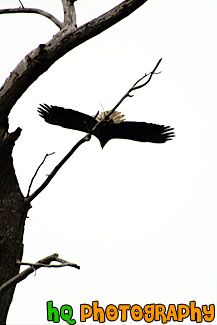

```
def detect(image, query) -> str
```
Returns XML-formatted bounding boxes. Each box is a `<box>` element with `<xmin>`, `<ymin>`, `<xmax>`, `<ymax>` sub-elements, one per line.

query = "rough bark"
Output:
<box><xmin>0</xmin><ymin>128</ymin><xmax>27</xmax><ymax>324</ymax></box>
<box><xmin>0</xmin><ymin>0</ymin><xmax>149</xmax><ymax>322</ymax></box>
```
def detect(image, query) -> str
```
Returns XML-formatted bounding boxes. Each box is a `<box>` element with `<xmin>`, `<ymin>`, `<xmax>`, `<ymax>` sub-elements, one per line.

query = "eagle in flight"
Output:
<box><xmin>38</xmin><ymin>104</ymin><xmax>175</xmax><ymax>148</ymax></box>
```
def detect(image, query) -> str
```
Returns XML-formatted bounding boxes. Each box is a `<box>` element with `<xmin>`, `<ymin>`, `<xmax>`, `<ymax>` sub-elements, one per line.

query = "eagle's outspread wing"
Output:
<box><xmin>38</xmin><ymin>104</ymin><xmax>96</xmax><ymax>133</ymax></box>
<box><xmin>100</xmin><ymin>121</ymin><xmax>174</xmax><ymax>147</ymax></box>
<box><xmin>38</xmin><ymin>104</ymin><xmax>175</xmax><ymax>148</ymax></box>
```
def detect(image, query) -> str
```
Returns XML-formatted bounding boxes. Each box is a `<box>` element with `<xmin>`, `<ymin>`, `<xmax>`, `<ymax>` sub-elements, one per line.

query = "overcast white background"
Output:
<box><xmin>1</xmin><ymin>0</ymin><xmax>217</xmax><ymax>324</ymax></box>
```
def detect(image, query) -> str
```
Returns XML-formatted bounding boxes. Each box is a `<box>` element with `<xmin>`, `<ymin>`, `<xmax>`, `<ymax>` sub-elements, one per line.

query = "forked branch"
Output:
<box><xmin>0</xmin><ymin>0</ymin><xmax>149</xmax><ymax>124</ymax></box>
<box><xmin>17</xmin><ymin>258</ymin><xmax>80</xmax><ymax>269</ymax></box>
<box><xmin>107</xmin><ymin>58</ymin><xmax>162</xmax><ymax>119</ymax></box>
<box><xmin>92</xmin><ymin>58</ymin><xmax>162</xmax><ymax>128</ymax></box>
<box><xmin>25</xmin><ymin>134</ymin><xmax>91</xmax><ymax>204</ymax></box>
<box><xmin>18</xmin><ymin>0</ymin><xmax>24</xmax><ymax>8</ymax></box>
<box><xmin>0</xmin><ymin>254</ymin><xmax>80</xmax><ymax>294</ymax></box>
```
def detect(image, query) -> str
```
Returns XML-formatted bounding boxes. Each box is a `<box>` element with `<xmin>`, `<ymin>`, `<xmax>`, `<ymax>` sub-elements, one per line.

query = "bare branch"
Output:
<box><xmin>27</xmin><ymin>152</ymin><xmax>55</xmax><ymax>197</ymax></box>
<box><xmin>0</xmin><ymin>0</ymin><xmax>149</xmax><ymax>124</ymax></box>
<box><xmin>0</xmin><ymin>8</ymin><xmax>63</xmax><ymax>29</ymax></box>
<box><xmin>17</xmin><ymin>261</ymin><xmax>80</xmax><ymax>269</ymax></box>
<box><xmin>61</xmin><ymin>0</ymin><xmax>77</xmax><ymax>28</ymax></box>
<box><xmin>25</xmin><ymin>134</ymin><xmax>91</xmax><ymax>203</ymax></box>
<box><xmin>0</xmin><ymin>253</ymin><xmax>80</xmax><ymax>294</ymax></box>
<box><xmin>112</xmin><ymin>58</ymin><xmax>162</xmax><ymax>114</ymax></box>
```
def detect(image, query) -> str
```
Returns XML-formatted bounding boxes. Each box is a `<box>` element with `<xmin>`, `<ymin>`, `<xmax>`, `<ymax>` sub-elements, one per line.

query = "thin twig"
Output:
<box><xmin>0</xmin><ymin>254</ymin><xmax>79</xmax><ymax>294</ymax></box>
<box><xmin>25</xmin><ymin>134</ymin><xmax>91</xmax><ymax>204</ymax></box>
<box><xmin>0</xmin><ymin>8</ymin><xmax>63</xmax><ymax>29</ymax></box>
<box><xmin>18</xmin><ymin>0</ymin><xmax>24</xmax><ymax>8</ymax></box>
<box><xmin>27</xmin><ymin>152</ymin><xmax>55</xmax><ymax>197</ymax></box>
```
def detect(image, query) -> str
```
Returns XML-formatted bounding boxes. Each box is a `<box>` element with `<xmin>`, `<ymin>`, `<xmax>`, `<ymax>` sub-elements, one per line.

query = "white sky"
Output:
<box><xmin>1</xmin><ymin>0</ymin><xmax>217</xmax><ymax>324</ymax></box>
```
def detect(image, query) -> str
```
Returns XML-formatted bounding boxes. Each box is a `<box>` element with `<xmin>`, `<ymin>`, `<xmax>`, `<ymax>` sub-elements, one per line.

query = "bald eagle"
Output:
<box><xmin>38</xmin><ymin>104</ymin><xmax>175</xmax><ymax>148</ymax></box>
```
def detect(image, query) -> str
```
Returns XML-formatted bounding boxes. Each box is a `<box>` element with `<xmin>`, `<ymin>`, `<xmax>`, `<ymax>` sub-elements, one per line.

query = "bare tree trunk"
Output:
<box><xmin>0</xmin><ymin>1</ymin><xmax>149</xmax><ymax>322</ymax></box>
<box><xmin>0</xmin><ymin>128</ymin><xmax>27</xmax><ymax>324</ymax></box>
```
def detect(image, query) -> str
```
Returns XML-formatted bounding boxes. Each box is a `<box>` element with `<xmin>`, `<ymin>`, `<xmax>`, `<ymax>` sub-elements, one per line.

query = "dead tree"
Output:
<box><xmin>0</xmin><ymin>0</ymin><xmax>149</xmax><ymax>323</ymax></box>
